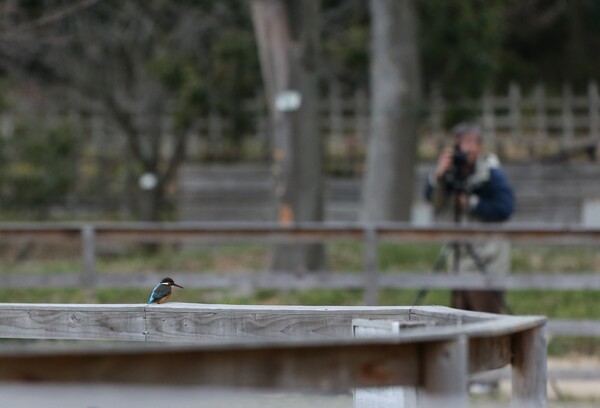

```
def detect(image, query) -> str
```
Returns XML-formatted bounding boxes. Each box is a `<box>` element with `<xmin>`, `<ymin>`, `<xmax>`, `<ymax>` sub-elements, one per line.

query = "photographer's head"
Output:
<box><xmin>452</xmin><ymin>123</ymin><xmax>482</xmax><ymax>167</ymax></box>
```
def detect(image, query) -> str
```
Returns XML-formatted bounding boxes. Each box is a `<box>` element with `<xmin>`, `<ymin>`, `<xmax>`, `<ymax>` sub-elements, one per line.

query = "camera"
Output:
<box><xmin>443</xmin><ymin>144</ymin><xmax>469</xmax><ymax>193</ymax></box>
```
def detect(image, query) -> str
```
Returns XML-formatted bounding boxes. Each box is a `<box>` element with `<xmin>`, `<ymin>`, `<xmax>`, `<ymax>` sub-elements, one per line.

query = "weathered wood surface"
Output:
<box><xmin>420</xmin><ymin>336</ymin><xmax>468</xmax><ymax>408</ymax></box>
<box><xmin>473</xmin><ymin>366</ymin><xmax>600</xmax><ymax>381</ymax></box>
<box><xmin>511</xmin><ymin>325</ymin><xmax>548</xmax><ymax>408</ymax></box>
<box><xmin>0</xmin><ymin>340</ymin><xmax>421</xmax><ymax>391</ymax></box>
<box><xmin>0</xmin><ymin>303</ymin><xmax>544</xmax><ymax>346</ymax></box>
<box><xmin>0</xmin><ymin>304</ymin><xmax>147</xmax><ymax>341</ymax></box>
<box><xmin>0</xmin><ymin>303</ymin><xmax>413</xmax><ymax>342</ymax></box>
<box><xmin>547</xmin><ymin>319</ymin><xmax>600</xmax><ymax>336</ymax></box>
<box><xmin>0</xmin><ymin>304</ymin><xmax>547</xmax><ymax>404</ymax></box>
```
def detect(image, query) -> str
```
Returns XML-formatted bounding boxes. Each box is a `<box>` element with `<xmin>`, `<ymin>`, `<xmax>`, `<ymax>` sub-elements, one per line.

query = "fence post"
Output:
<box><xmin>208</xmin><ymin>110</ymin><xmax>223</xmax><ymax>151</ymax></box>
<box><xmin>429</xmin><ymin>84</ymin><xmax>445</xmax><ymax>155</ymax></box>
<box><xmin>354</xmin><ymin>88</ymin><xmax>368</xmax><ymax>143</ymax></box>
<box><xmin>509</xmin><ymin>83</ymin><xmax>522</xmax><ymax>145</ymax></box>
<box><xmin>534</xmin><ymin>84</ymin><xmax>548</xmax><ymax>156</ymax></box>
<box><xmin>420</xmin><ymin>335</ymin><xmax>468</xmax><ymax>408</ymax></box>
<box><xmin>511</xmin><ymin>324</ymin><xmax>547</xmax><ymax>407</ymax></box>
<box><xmin>588</xmin><ymin>82</ymin><xmax>599</xmax><ymax>143</ymax></box>
<box><xmin>561</xmin><ymin>84</ymin><xmax>574</xmax><ymax>150</ymax></box>
<box><xmin>363</xmin><ymin>225</ymin><xmax>379</xmax><ymax>306</ymax></box>
<box><xmin>481</xmin><ymin>88</ymin><xmax>496</xmax><ymax>150</ymax></box>
<box><xmin>328</xmin><ymin>81</ymin><xmax>344</xmax><ymax>150</ymax></box>
<box><xmin>81</xmin><ymin>224</ymin><xmax>97</xmax><ymax>290</ymax></box>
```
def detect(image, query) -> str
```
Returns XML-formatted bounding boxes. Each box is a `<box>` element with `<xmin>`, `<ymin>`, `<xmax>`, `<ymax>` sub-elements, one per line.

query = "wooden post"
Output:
<box><xmin>329</xmin><ymin>81</ymin><xmax>343</xmax><ymax>150</ymax></box>
<box><xmin>81</xmin><ymin>224</ymin><xmax>97</xmax><ymax>290</ymax></box>
<box><xmin>481</xmin><ymin>88</ymin><xmax>496</xmax><ymax>151</ymax></box>
<box><xmin>363</xmin><ymin>225</ymin><xmax>379</xmax><ymax>306</ymax></box>
<box><xmin>429</xmin><ymin>84</ymin><xmax>445</xmax><ymax>155</ymax></box>
<box><xmin>354</xmin><ymin>89</ymin><xmax>368</xmax><ymax>144</ymax></box>
<box><xmin>208</xmin><ymin>110</ymin><xmax>222</xmax><ymax>149</ymax></box>
<box><xmin>511</xmin><ymin>324</ymin><xmax>547</xmax><ymax>407</ymax></box>
<box><xmin>420</xmin><ymin>336</ymin><xmax>468</xmax><ymax>408</ymax></box>
<box><xmin>534</xmin><ymin>84</ymin><xmax>548</xmax><ymax>157</ymax></box>
<box><xmin>509</xmin><ymin>83</ymin><xmax>522</xmax><ymax>147</ymax></box>
<box><xmin>588</xmin><ymin>82</ymin><xmax>599</xmax><ymax>142</ymax></box>
<box><xmin>561</xmin><ymin>84</ymin><xmax>574</xmax><ymax>150</ymax></box>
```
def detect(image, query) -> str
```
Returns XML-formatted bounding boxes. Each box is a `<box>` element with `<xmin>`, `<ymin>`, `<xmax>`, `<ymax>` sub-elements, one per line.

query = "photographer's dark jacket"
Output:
<box><xmin>424</xmin><ymin>154</ymin><xmax>515</xmax><ymax>222</ymax></box>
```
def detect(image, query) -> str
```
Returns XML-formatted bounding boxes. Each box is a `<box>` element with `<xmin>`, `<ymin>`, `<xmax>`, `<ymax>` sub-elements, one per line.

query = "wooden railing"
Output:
<box><xmin>0</xmin><ymin>222</ymin><xmax>598</xmax><ymax>341</ymax></box>
<box><xmin>0</xmin><ymin>303</ymin><xmax>547</xmax><ymax>407</ymax></box>
<box><xmin>0</xmin><ymin>223</ymin><xmax>600</xmax><ymax>342</ymax></box>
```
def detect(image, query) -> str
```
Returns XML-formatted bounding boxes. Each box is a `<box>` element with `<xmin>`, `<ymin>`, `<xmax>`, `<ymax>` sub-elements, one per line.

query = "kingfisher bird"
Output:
<box><xmin>148</xmin><ymin>277</ymin><xmax>184</xmax><ymax>304</ymax></box>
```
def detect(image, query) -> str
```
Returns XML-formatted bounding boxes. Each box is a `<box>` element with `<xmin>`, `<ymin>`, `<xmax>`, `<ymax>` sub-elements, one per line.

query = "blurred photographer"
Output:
<box><xmin>424</xmin><ymin>123</ymin><xmax>515</xmax><ymax>314</ymax></box>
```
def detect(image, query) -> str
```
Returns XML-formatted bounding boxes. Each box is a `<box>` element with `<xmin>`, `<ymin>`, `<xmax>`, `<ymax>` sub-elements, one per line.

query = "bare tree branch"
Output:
<box><xmin>1</xmin><ymin>0</ymin><xmax>102</xmax><ymax>38</ymax></box>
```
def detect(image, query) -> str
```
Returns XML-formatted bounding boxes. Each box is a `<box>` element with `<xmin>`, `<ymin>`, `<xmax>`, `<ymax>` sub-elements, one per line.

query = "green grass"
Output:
<box><xmin>0</xmin><ymin>241</ymin><xmax>599</xmax><ymax>356</ymax></box>
<box><xmin>511</xmin><ymin>245</ymin><xmax>600</xmax><ymax>273</ymax></box>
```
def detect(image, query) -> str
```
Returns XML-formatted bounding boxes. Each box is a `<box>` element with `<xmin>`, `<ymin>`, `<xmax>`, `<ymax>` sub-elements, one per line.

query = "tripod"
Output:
<box><xmin>414</xmin><ymin>192</ymin><xmax>512</xmax><ymax>314</ymax></box>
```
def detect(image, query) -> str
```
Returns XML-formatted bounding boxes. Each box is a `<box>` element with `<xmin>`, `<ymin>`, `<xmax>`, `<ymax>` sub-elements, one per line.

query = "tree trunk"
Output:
<box><xmin>251</xmin><ymin>0</ymin><xmax>324</xmax><ymax>272</ymax></box>
<box><xmin>362</xmin><ymin>0</ymin><xmax>422</xmax><ymax>222</ymax></box>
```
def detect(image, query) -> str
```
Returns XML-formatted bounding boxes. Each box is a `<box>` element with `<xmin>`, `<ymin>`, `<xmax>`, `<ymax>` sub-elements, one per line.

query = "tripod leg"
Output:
<box><xmin>463</xmin><ymin>242</ymin><xmax>513</xmax><ymax>314</ymax></box>
<box><xmin>414</xmin><ymin>243</ymin><xmax>452</xmax><ymax>305</ymax></box>
<box><xmin>464</xmin><ymin>242</ymin><xmax>490</xmax><ymax>274</ymax></box>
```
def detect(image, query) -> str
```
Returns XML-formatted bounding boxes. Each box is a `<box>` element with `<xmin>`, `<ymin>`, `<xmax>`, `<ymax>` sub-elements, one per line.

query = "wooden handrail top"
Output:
<box><xmin>0</xmin><ymin>303</ymin><xmax>544</xmax><ymax>344</ymax></box>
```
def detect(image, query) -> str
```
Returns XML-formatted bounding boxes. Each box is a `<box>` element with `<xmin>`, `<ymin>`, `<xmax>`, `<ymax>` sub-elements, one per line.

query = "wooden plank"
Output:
<box><xmin>468</xmin><ymin>335</ymin><xmax>512</xmax><ymax>374</ymax></box>
<box><xmin>81</xmin><ymin>225</ymin><xmax>96</xmax><ymax>289</ymax></box>
<box><xmin>0</xmin><ymin>303</ymin><xmax>547</xmax><ymax>345</ymax></box>
<box><xmin>410</xmin><ymin>305</ymin><xmax>505</xmax><ymax>324</ymax></box>
<box><xmin>547</xmin><ymin>319</ymin><xmax>600</xmax><ymax>336</ymax></box>
<box><xmin>420</xmin><ymin>336</ymin><xmax>468</xmax><ymax>408</ymax></box>
<box><xmin>409</xmin><ymin>307</ymin><xmax>547</xmax><ymax>340</ymax></box>
<box><xmin>0</xmin><ymin>341</ymin><xmax>420</xmax><ymax>391</ymax></box>
<box><xmin>97</xmin><ymin>272</ymin><xmax>366</xmax><ymax>290</ymax></box>
<box><xmin>511</xmin><ymin>325</ymin><xmax>547</xmax><ymax>408</ymax></box>
<box><xmin>144</xmin><ymin>304</ymin><xmax>411</xmax><ymax>342</ymax></box>
<box><xmin>0</xmin><ymin>304</ymin><xmax>146</xmax><ymax>341</ymax></box>
<box><xmin>8</xmin><ymin>271</ymin><xmax>600</xmax><ymax>292</ymax></box>
<box><xmin>0</xmin><ymin>303</ymin><xmax>414</xmax><ymax>342</ymax></box>
<box><xmin>363</xmin><ymin>226</ymin><xmax>379</xmax><ymax>306</ymax></box>
<box><xmin>146</xmin><ymin>304</ymin><xmax>544</xmax><ymax>345</ymax></box>
<box><xmin>379</xmin><ymin>272</ymin><xmax>600</xmax><ymax>290</ymax></box>
<box><xmin>473</xmin><ymin>366</ymin><xmax>600</xmax><ymax>381</ymax></box>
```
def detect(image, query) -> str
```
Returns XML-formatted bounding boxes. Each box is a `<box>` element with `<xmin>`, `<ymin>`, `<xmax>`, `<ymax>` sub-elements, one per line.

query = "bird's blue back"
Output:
<box><xmin>148</xmin><ymin>283</ymin><xmax>172</xmax><ymax>304</ymax></box>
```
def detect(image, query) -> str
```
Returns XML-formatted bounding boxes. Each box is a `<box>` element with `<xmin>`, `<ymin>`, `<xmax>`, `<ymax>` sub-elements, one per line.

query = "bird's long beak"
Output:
<box><xmin>173</xmin><ymin>283</ymin><xmax>184</xmax><ymax>288</ymax></box>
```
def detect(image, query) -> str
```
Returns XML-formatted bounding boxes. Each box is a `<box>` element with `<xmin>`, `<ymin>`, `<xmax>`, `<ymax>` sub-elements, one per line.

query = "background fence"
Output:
<box><xmin>0</xmin><ymin>222</ymin><xmax>598</xmax><ymax>340</ymax></box>
<box><xmin>179</xmin><ymin>82</ymin><xmax>600</xmax><ymax>164</ymax></box>
<box><xmin>5</xmin><ymin>83</ymin><xmax>600</xmax><ymax>165</ymax></box>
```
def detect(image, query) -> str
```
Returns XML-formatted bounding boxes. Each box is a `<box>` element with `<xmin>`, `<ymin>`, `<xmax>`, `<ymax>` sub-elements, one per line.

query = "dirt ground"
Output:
<box><xmin>473</xmin><ymin>355</ymin><xmax>600</xmax><ymax>406</ymax></box>
<box><xmin>530</xmin><ymin>356</ymin><xmax>600</xmax><ymax>401</ymax></box>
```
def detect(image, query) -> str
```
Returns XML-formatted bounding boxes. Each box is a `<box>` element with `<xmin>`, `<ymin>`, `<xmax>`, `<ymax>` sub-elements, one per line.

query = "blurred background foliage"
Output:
<box><xmin>0</xmin><ymin>0</ymin><xmax>599</xmax><ymax>218</ymax></box>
